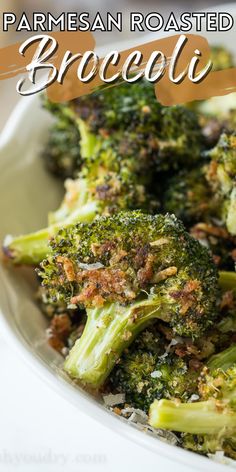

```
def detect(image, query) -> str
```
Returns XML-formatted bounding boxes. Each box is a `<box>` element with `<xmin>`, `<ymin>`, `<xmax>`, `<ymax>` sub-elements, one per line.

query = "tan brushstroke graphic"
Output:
<box><xmin>0</xmin><ymin>30</ymin><xmax>235</xmax><ymax>106</ymax></box>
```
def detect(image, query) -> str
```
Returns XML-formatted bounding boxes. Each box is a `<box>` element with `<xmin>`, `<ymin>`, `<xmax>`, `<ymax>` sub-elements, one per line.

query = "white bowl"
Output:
<box><xmin>1</xmin><ymin>6</ymin><xmax>236</xmax><ymax>470</ymax></box>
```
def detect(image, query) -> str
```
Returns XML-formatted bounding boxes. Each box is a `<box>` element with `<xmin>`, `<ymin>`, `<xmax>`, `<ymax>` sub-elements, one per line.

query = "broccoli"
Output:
<box><xmin>110</xmin><ymin>282</ymin><xmax>236</xmax><ymax>413</ymax></box>
<box><xmin>42</xmin><ymin>100</ymin><xmax>83</xmax><ymax>179</ymax></box>
<box><xmin>48</xmin><ymin>133</ymin><xmax>158</xmax><ymax>223</ymax></box>
<box><xmin>156</xmin><ymin>106</ymin><xmax>204</xmax><ymax>170</ymax></box>
<box><xmin>206</xmin><ymin>133</ymin><xmax>236</xmax><ymax>235</ymax></box>
<box><xmin>43</xmin><ymin>80</ymin><xmax>162</xmax><ymax>172</ymax></box>
<box><xmin>219</xmin><ymin>271</ymin><xmax>236</xmax><ymax>291</ymax></box>
<box><xmin>163</xmin><ymin>166</ymin><xmax>216</xmax><ymax>225</ymax></box>
<box><xmin>2</xmin><ymin>180</ymin><xmax>98</xmax><ymax>265</ymax></box>
<box><xmin>109</xmin><ymin>327</ymin><xmax>201</xmax><ymax>412</ymax></box>
<box><xmin>207</xmin><ymin>345</ymin><xmax>236</xmax><ymax>372</ymax></box>
<box><xmin>37</xmin><ymin>211</ymin><xmax>219</xmax><ymax>388</ymax></box>
<box><xmin>183</xmin><ymin>363</ymin><xmax>236</xmax><ymax>460</ymax></box>
<box><xmin>72</xmin><ymin>80</ymin><xmax>162</xmax><ymax>136</ymax></box>
<box><xmin>162</xmin><ymin>164</ymin><xmax>236</xmax><ymax>270</ymax></box>
<box><xmin>77</xmin><ymin>88</ymin><xmax>204</xmax><ymax>170</ymax></box>
<box><xmin>3</xmin><ymin>132</ymin><xmax>158</xmax><ymax>265</ymax></box>
<box><xmin>149</xmin><ymin>346</ymin><xmax>236</xmax><ymax>459</ymax></box>
<box><xmin>45</xmin><ymin>81</ymin><xmax>203</xmax><ymax>173</ymax></box>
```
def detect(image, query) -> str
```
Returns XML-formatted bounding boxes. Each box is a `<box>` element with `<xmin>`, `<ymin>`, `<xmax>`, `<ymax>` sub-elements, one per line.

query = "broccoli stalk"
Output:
<box><xmin>149</xmin><ymin>399</ymin><xmax>236</xmax><ymax>435</ymax></box>
<box><xmin>207</xmin><ymin>345</ymin><xmax>236</xmax><ymax>372</ymax></box>
<box><xmin>39</xmin><ymin>212</ymin><xmax>218</xmax><ymax>389</ymax></box>
<box><xmin>149</xmin><ymin>347</ymin><xmax>236</xmax><ymax>444</ymax></box>
<box><xmin>3</xmin><ymin>114</ymin><xmax>101</xmax><ymax>264</ymax></box>
<box><xmin>219</xmin><ymin>271</ymin><xmax>236</xmax><ymax>291</ymax></box>
<box><xmin>41</xmin><ymin>100</ymin><xmax>100</xmax><ymax>179</ymax></box>
<box><xmin>64</xmin><ymin>298</ymin><xmax>172</xmax><ymax>388</ymax></box>
<box><xmin>4</xmin><ymin>195</ymin><xmax>98</xmax><ymax>265</ymax></box>
<box><xmin>76</xmin><ymin>117</ymin><xmax>100</xmax><ymax>159</ymax></box>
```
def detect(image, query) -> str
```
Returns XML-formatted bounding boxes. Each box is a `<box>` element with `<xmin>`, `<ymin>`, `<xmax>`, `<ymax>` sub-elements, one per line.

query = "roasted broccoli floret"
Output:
<box><xmin>149</xmin><ymin>345</ymin><xmax>236</xmax><ymax>459</ymax></box>
<box><xmin>62</xmin><ymin>82</ymin><xmax>203</xmax><ymax>171</ymax></box>
<box><xmin>44</xmin><ymin>81</ymin><xmax>162</xmax><ymax>167</ymax></box>
<box><xmin>73</xmin><ymin>80</ymin><xmax>162</xmax><ymax>135</ymax></box>
<box><xmin>3</xmin><ymin>131</ymin><xmax>158</xmax><ymax>265</ymax></box>
<box><xmin>206</xmin><ymin>133</ymin><xmax>236</xmax><ymax>235</ymax></box>
<box><xmin>156</xmin><ymin>106</ymin><xmax>204</xmax><ymax>169</ymax></box>
<box><xmin>162</xmin><ymin>164</ymin><xmax>236</xmax><ymax>270</ymax></box>
<box><xmin>49</xmin><ymin>133</ymin><xmax>158</xmax><ymax>222</ymax></box>
<box><xmin>42</xmin><ymin>99</ymin><xmax>83</xmax><ymax>178</ymax></box>
<box><xmin>163</xmin><ymin>166</ymin><xmax>216</xmax><ymax>225</ymax></box>
<box><xmin>38</xmin><ymin>211</ymin><xmax>219</xmax><ymax>388</ymax></box>
<box><xmin>149</xmin><ymin>365</ymin><xmax>236</xmax><ymax>433</ymax></box>
<box><xmin>76</xmin><ymin>89</ymin><xmax>204</xmax><ymax>172</ymax></box>
<box><xmin>42</xmin><ymin>120</ymin><xmax>82</xmax><ymax>179</ymax></box>
<box><xmin>109</xmin><ymin>327</ymin><xmax>201</xmax><ymax>412</ymax></box>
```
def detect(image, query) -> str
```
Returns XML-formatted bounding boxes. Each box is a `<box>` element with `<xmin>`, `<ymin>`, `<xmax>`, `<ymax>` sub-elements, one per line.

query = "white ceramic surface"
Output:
<box><xmin>1</xmin><ymin>5</ymin><xmax>236</xmax><ymax>471</ymax></box>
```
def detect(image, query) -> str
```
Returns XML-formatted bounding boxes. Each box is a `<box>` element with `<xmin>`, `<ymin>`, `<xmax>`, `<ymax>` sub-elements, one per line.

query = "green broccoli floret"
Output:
<box><xmin>42</xmin><ymin>99</ymin><xmax>97</xmax><ymax>177</ymax></box>
<box><xmin>49</xmin><ymin>133</ymin><xmax>157</xmax><ymax>224</ymax></box>
<box><xmin>182</xmin><ymin>363</ymin><xmax>236</xmax><ymax>460</ymax></box>
<box><xmin>206</xmin><ymin>133</ymin><xmax>236</xmax><ymax>235</ymax></box>
<box><xmin>3</xmin><ymin>131</ymin><xmax>158</xmax><ymax>265</ymax></box>
<box><xmin>109</xmin><ymin>327</ymin><xmax>201</xmax><ymax>412</ymax></box>
<box><xmin>45</xmin><ymin>80</ymin><xmax>162</xmax><ymax>167</ymax></box>
<box><xmin>162</xmin><ymin>163</ymin><xmax>236</xmax><ymax>270</ymax></box>
<box><xmin>42</xmin><ymin>100</ymin><xmax>82</xmax><ymax>179</ymax></box>
<box><xmin>157</xmin><ymin>106</ymin><xmax>204</xmax><ymax>170</ymax></box>
<box><xmin>42</xmin><ymin>98</ymin><xmax>102</xmax><ymax>177</ymax></box>
<box><xmin>73</xmin><ymin>80</ymin><xmax>162</xmax><ymax>135</ymax></box>
<box><xmin>163</xmin><ymin>166</ymin><xmax>216</xmax><ymax>225</ymax></box>
<box><xmin>66</xmin><ymin>83</ymin><xmax>203</xmax><ymax>171</ymax></box>
<box><xmin>149</xmin><ymin>346</ymin><xmax>236</xmax><ymax>459</ymax></box>
<box><xmin>37</xmin><ymin>211</ymin><xmax>218</xmax><ymax>389</ymax></box>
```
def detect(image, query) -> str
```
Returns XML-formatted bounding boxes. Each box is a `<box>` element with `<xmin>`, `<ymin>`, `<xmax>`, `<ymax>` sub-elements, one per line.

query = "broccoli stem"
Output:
<box><xmin>3</xmin><ymin>229</ymin><xmax>52</xmax><ymax>265</ymax></box>
<box><xmin>219</xmin><ymin>271</ymin><xmax>236</xmax><ymax>291</ymax></box>
<box><xmin>149</xmin><ymin>399</ymin><xmax>236</xmax><ymax>435</ymax></box>
<box><xmin>76</xmin><ymin>118</ymin><xmax>100</xmax><ymax>159</ymax></box>
<box><xmin>226</xmin><ymin>188</ymin><xmax>236</xmax><ymax>236</ymax></box>
<box><xmin>208</xmin><ymin>345</ymin><xmax>236</xmax><ymax>372</ymax></box>
<box><xmin>218</xmin><ymin>316</ymin><xmax>236</xmax><ymax>334</ymax></box>
<box><xmin>48</xmin><ymin>178</ymin><xmax>91</xmax><ymax>225</ymax></box>
<box><xmin>64</xmin><ymin>298</ymin><xmax>169</xmax><ymax>388</ymax></box>
<box><xmin>3</xmin><ymin>201</ymin><xmax>98</xmax><ymax>265</ymax></box>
